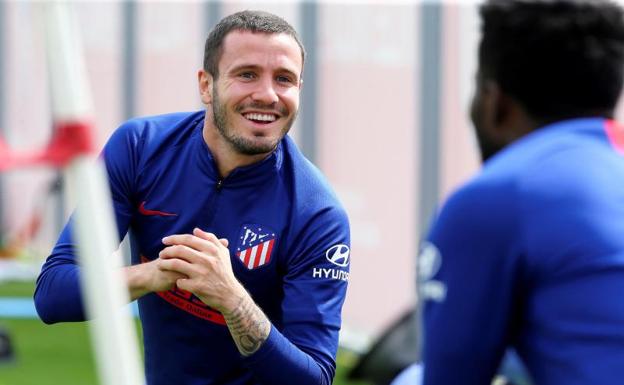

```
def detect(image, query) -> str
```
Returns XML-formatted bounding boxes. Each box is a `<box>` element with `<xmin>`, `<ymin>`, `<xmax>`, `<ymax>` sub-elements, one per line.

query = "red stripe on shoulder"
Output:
<box><xmin>605</xmin><ymin>120</ymin><xmax>624</xmax><ymax>154</ymax></box>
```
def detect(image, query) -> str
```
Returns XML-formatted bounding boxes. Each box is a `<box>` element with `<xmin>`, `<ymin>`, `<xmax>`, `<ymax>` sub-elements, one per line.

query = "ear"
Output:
<box><xmin>492</xmin><ymin>84</ymin><xmax>515</xmax><ymax>128</ymax></box>
<box><xmin>481</xmin><ymin>80</ymin><xmax>516</xmax><ymax>140</ymax></box>
<box><xmin>198</xmin><ymin>69</ymin><xmax>213</xmax><ymax>105</ymax></box>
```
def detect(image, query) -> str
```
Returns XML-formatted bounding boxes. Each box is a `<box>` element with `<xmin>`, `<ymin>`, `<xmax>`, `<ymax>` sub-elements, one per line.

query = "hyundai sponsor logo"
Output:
<box><xmin>326</xmin><ymin>244</ymin><xmax>350</xmax><ymax>267</ymax></box>
<box><xmin>312</xmin><ymin>267</ymin><xmax>349</xmax><ymax>282</ymax></box>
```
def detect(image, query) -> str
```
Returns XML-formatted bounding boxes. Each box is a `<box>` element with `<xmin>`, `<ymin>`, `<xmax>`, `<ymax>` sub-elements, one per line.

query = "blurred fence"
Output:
<box><xmin>0</xmin><ymin>1</ymin><xmax>486</xmax><ymax>341</ymax></box>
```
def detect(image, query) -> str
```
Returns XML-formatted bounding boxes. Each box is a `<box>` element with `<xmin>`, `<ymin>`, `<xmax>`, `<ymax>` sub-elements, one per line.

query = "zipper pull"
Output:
<box><xmin>216</xmin><ymin>179</ymin><xmax>223</xmax><ymax>190</ymax></box>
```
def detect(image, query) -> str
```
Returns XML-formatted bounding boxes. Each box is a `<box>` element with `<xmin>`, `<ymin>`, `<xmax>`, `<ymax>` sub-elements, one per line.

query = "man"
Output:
<box><xmin>34</xmin><ymin>10</ymin><xmax>350</xmax><ymax>385</ymax></box>
<box><xmin>420</xmin><ymin>1</ymin><xmax>624</xmax><ymax>385</ymax></box>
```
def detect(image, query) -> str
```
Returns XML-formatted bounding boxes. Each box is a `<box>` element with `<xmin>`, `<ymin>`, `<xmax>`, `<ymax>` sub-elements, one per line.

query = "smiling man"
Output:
<box><xmin>34</xmin><ymin>11</ymin><xmax>350</xmax><ymax>385</ymax></box>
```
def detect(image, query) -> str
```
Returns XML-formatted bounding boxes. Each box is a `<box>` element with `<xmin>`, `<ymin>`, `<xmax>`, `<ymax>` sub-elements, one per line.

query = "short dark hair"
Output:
<box><xmin>479</xmin><ymin>0</ymin><xmax>624</xmax><ymax>120</ymax></box>
<box><xmin>203</xmin><ymin>10</ymin><xmax>305</xmax><ymax>79</ymax></box>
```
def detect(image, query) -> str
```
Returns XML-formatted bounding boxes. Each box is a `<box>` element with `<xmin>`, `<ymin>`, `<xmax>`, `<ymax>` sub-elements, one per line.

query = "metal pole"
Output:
<box><xmin>123</xmin><ymin>1</ymin><xmax>136</xmax><ymax>120</ymax></box>
<box><xmin>416</xmin><ymin>2</ymin><xmax>442</xmax><ymax>360</ymax></box>
<box><xmin>119</xmin><ymin>0</ymin><xmax>138</xmax><ymax>263</ymax></box>
<box><xmin>299</xmin><ymin>1</ymin><xmax>319</xmax><ymax>164</ymax></box>
<box><xmin>418</xmin><ymin>3</ymin><xmax>441</xmax><ymax>238</ymax></box>
<box><xmin>204</xmin><ymin>0</ymin><xmax>222</xmax><ymax>37</ymax></box>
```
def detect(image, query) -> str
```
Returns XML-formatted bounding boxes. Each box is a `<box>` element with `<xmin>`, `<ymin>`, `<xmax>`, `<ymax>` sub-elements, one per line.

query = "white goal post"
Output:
<box><xmin>42</xmin><ymin>3</ymin><xmax>144</xmax><ymax>385</ymax></box>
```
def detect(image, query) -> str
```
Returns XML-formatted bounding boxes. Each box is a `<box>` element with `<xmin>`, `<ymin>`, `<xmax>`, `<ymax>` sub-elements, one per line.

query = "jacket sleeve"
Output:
<box><xmin>244</xmin><ymin>205</ymin><xmax>351</xmax><ymax>385</ymax></box>
<box><xmin>34</xmin><ymin>123</ymin><xmax>140</xmax><ymax>324</ymax></box>
<box><xmin>421</xmin><ymin>183</ymin><xmax>525</xmax><ymax>385</ymax></box>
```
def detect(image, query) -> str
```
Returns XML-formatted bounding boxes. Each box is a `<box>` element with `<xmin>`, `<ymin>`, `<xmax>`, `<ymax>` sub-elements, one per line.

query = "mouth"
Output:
<box><xmin>243</xmin><ymin>112</ymin><xmax>279</xmax><ymax>125</ymax></box>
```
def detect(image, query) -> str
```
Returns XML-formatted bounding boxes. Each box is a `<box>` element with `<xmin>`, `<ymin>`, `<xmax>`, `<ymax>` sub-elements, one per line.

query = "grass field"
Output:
<box><xmin>0</xmin><ymin>280</ymin><xmax>371</xmax><ymax>385</ymax></box>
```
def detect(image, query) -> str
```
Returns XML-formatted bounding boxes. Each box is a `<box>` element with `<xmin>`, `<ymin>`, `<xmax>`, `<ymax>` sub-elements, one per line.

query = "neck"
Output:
<box><xmin>532</xmin><ymin>108</ymin><xmax>615</xmax><ymax>129</ymax></box>
<box><xmin>202</xmin><ymin>112</ymin><xmax>271</xmax><ymax>178</ymax></box>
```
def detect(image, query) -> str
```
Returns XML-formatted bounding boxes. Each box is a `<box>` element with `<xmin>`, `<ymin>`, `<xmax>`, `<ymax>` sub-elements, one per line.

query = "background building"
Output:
<box><xmin>0</xmin><ymin>1</ymin><xmax>484</xmax><ymax>344</ymax></box>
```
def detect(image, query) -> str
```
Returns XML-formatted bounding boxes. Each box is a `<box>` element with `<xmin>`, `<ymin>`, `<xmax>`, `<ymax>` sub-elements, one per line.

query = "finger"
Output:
<box><xmin>193</xmin><ymin>227</ymin><xmax>219</xmax><ymax>243</ymax></box>
<box><xmin>193</xmin><ymin>228</ymin><xmax>227</xmax><ymax>249</ymax></box>
<box><xmin>162</xmin><ymin>233</ymin><xmax>219</xmax><ymax>255</ymax></box>
<box><xmin>163</xmin><ymin>270</ymin><xmax>187</xmax><ymax>281</ymax></box>
<box><xmin>219</xmin><ymin>238</ymin><xmax>229</xmax><ymax>248</ymax></box>
<box><xmin>159</xmin><ymin>244</ymin><xmax>207</xmax><ymax>264</ymax></box>
<box><xmin>176</xmin><ymin>278</ymin><xmax>196</xmax><ymax>294</ymax></box>
<box><xmin>157</xmin><ymin>258</ymin><xmax>194</xmax><ymax>276</ymax></box>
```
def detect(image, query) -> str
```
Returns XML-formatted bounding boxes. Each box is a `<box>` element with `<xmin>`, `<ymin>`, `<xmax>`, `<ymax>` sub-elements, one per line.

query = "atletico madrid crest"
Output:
<box><xmin>235</xmin><ymin>224</ymin><xmax>277</xmax><ymax>270</ymax></box>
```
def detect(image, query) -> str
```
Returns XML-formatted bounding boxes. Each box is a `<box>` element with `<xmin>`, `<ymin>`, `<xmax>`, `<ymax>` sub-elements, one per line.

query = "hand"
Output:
<box><xmin>158</xmin><ymin>228</ymin><xmax>246</xmax><ymax>313</ymax></box>
<box><xmin>124</xmin><ymin>259</ymin><xmax>186</xmax><ymax>300</ymax></box>
<box><xmin>159</xmin><ymin>227</ymin><xmax>271</xmax><ymax>356</ymax></box>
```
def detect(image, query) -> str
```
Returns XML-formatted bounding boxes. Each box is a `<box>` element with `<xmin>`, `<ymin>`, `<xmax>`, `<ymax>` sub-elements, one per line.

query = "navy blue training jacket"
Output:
<box><xmin>35</xmin><ymin>111</ymin><xmax>351</xmax><ymax>385</ymax></box>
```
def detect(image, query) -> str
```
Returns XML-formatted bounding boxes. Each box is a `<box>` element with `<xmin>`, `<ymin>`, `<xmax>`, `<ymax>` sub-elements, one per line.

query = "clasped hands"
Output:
<box><xmin>153</xmin><ymin>227</ymin><xmax>246</xmax><ymax>314</ymax></box>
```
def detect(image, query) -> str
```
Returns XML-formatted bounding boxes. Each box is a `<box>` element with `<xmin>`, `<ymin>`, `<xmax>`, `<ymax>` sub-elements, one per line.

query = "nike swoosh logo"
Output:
<box><xmin>138</xmin><ymin>201</ymin><xmax>177</xmax><ymax>217</ymax></box>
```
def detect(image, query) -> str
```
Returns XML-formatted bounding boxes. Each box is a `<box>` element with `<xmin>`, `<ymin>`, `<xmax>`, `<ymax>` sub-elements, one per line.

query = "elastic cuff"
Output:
<box><xmin>243</xmin><ymin>324</ymin><xmax>279</xmax><ymax>363</ymax></box>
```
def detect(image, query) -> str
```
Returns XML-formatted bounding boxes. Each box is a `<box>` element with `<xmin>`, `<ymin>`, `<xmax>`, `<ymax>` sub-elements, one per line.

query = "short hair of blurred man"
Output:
<box><xmin>473</xmin><ymin>0</ymin><xmax>624</xmax><ymax>160</ymax></box>
<box><xmin>480</xmin><ymin>0</ymin><xmax>624</xmax><ymax>121</ymax></box>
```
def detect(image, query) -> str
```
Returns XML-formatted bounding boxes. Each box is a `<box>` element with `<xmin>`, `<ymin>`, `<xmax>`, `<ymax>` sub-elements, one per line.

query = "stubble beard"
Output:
<box><xmin>212</xmin><ymin>86</ymin><xmax>296</xmax><ymax>156</ymax></box>
<box><xmin>474</xmin><ymin>127</ymin><xmax>504</xmax><ymax>162</ymax></box>
<box><xmin>471</xmin><ymin>92</ymin><xmax>504</xmax><ymax>163</ymax></box>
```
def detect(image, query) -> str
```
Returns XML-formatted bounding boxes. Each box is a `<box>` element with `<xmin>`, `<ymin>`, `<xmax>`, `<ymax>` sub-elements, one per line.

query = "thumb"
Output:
<box><xmin>219</xmin><ymin>238</ymin><xmax>229</xmax><ymax>248</ymax></box>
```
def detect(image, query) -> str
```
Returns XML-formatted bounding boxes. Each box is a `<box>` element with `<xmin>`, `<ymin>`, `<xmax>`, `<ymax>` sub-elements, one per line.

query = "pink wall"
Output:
<box><xmin>440</xmin><ymin>5</ymin><xmax>480</xmax><ymax>202</ymax></box>
<box><xmin>317</xmin><ymin>4</ymin><xmax>419</xmax><ymax>335</ymax></box>
<box><xmin>1</xmin><ymin>2</ymin><xmax>484</xmax><ymax>339</ymax></box>
<box><xmin>135</xmin><ymin>2</ymin><xmax>204</xmax><ymax>117</ymax></box>
<box><xmin>75</xmin><ymin>2</ymin><xmax>124</xmax><ymax>146</ymax></box>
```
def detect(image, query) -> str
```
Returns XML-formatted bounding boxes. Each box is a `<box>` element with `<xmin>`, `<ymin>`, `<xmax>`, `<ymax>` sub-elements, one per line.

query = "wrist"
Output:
<box><xmin>220</xmin><ymin>283</ymin><xmax>248</xmax><ymax>315</ymax></box>
<box><xmin>124</xmin><ymin>263</ymin><xmax>151</xmax><ymax>300</ymax></box>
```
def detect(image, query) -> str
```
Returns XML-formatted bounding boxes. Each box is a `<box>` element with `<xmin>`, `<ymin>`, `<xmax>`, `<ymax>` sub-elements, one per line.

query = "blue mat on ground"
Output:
<box><xmin>0</xmin><ymin>298</ymin><xmax>139</xmax><ymax>319</ymax></box>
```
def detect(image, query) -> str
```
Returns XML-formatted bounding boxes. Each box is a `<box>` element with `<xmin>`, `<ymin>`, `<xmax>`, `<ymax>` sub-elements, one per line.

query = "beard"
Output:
<box><xmin>470</xmin><ymin>90</ymin><xmax>504</xmax><ymax>163</ymax></box>
<box><xmin>474</xmin><ymin>126</ymin><xmax>505</xmax><ymax>162</ymax></box>
<box><xmin>212</xmin><ymin>86</ymin><xmax>296</xmax><ymax>156</ymax></box>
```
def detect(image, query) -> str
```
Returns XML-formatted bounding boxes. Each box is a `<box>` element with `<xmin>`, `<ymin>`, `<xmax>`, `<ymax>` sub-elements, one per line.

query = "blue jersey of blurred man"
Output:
<box><xmin>421</xmin><ymin>1</ymin><xmax>624</xmax><ymax>385</ymax></box>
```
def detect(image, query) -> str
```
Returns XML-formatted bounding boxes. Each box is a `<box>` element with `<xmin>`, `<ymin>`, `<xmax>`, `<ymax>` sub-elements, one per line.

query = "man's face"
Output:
<box><xmin>205</xmin><ymin>30</ymin><xmax>302</xmax><ymax>156</ymax></box>
<box><xmin>470</xmin><ymin>72</ymin><xmax>505</xmax><ymax>162</ymax></box>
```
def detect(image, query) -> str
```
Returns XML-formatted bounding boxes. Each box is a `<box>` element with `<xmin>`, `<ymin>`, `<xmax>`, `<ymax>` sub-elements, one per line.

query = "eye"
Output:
<box><xmin>276</xmin><ymin>74</ymin><xmax>295</xmax><ymax>84</ymax></box>
<box><xmin>239</xmin><ymin>72</ymin><xmax>256</xmax><ymax>80</ymax></box>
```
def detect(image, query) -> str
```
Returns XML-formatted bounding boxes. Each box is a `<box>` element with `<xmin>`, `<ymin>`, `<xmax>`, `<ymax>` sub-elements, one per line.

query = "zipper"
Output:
<box><xmin>199</xmin><ymin>178</ymin><xmax>224</xmax><ymax>230</ymax></box>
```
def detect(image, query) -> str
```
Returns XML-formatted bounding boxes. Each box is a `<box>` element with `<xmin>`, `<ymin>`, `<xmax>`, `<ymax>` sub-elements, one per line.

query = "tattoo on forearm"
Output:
<box><xmin>224</xmin><ymin>295</ymin><xmax>271</xmax><ymax>356</ymax></box>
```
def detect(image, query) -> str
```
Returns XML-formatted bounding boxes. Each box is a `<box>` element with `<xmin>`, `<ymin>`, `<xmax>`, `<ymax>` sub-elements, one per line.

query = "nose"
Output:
<box><xmin>251</xmin><ymin>77</ymin><xmax>279</xmax><ymax>105</ymax></box>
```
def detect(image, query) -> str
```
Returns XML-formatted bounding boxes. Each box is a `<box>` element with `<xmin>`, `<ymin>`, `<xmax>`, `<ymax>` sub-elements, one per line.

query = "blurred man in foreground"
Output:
<box><xmin>420</xmin><ymin>1</ymin><xmax>624</xmax><ymax>384</ymax></box>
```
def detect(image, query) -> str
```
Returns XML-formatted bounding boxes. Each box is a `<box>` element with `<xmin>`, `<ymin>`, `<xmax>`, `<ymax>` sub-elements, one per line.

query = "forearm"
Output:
<box><xmin>222</xmin><ymin>292</ymin><xmax>271</xmax><ymax>356</ymax></box>
<box><xmin>221</xmin><ymin>293</ymin><xmax>331</xmax><ymax>385</ymax></box>
<box><xmin>34</xmin><ymin>261</ymin><xmax>86</xmax><ymax>323</ymax></box>
<box><xmin>35</xmin><ymin>263</ymin><xmax>143</xmax><ymax>323</ymax></box>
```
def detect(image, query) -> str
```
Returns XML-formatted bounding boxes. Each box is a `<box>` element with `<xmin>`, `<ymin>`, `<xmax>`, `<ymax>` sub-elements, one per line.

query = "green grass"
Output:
<box><xmin>0</xmin><ymin>319</ymin><xmax>97</xmax><ymax>385</ymax></box>
<box><xmin>0</xmin><ymin>281</ymin><xmax>371</xmax><ymax>385</ymax></box>
<box><xmin>335</xmin><ymin>350</ymin><xmax>372</xmax><ymax>385</ymax></box>
<box><xmin>0</xmin><ymin>280</ymin><xmax>36</xmax><ymax>297</ymax></box>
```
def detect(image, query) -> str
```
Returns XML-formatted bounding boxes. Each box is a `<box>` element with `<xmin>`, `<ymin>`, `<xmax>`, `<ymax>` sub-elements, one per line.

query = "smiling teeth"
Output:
<box><xmin>245</xmin><ymin>113</ymin><xmax>276</xmax><ymax>122</ymax></box>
